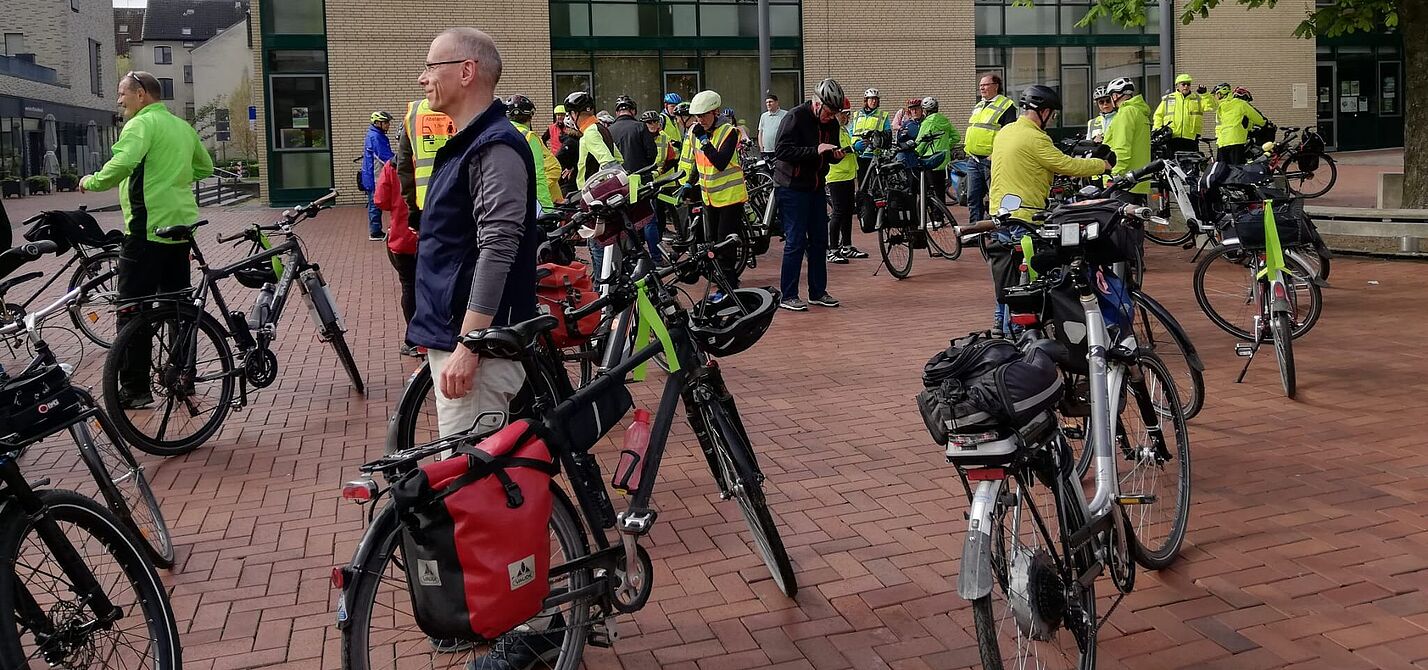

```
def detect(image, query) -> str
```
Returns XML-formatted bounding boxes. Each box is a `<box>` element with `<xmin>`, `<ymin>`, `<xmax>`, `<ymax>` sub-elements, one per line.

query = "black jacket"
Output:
<box><xmin>774</xmin><ymin>102</ymin><xmax>839</xmax><ymax>192</ymax></box>
<box><xmin>611</xmin><ymin>116</ymin><xmax>657</xmax><ymax>174</ymax></box>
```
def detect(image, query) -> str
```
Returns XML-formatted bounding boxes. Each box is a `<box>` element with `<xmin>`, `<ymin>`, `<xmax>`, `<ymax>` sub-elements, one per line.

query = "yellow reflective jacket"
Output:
<box><xmin>1213</xmin><ymin>97</ymin><xmax>1267</xmax><ymax>148</ymax></box>
<box><xmin>989</xmin><ymin>116</ymin><xmax>1107</xmax><ymax>223</ymax></box>
<box><xmin>1152</xmin><ymin>90</ymin><xmax>1213</xmax><ymax>140</ymax></box>
<box><xmin>827</xmin><ymin>128</ymin><xmax>856</xmax><ymax>183</ymax></box>
<box><xmin>512</xmin><ymin>121</ymin><xmax>555</xmax><ymax>210</ymax></box>
<box><xmin>1105</xmin><ymin>95</ymin><xmax>1152</xmax><ymax>195</ymax></box>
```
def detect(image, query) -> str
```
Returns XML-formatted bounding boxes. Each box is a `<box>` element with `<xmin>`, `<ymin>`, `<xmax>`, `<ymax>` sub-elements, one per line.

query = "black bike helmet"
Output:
<box><xmin>689</xmin><ymin>287</ymin><xmax>780</xmax><ymax>357</ymax></box>
<box><xmin>814</xmin><ymin>78</ymin><xmax>845</xmax><ymax>110</ymax></box>
<box><xmin>505</xmin><ymin>94</ymin><xmax>536</xmax><ymax>118</ymax></box>
<box><xmin>674</xmin><ymin>101</ymin><xmax>691</xmax><ymax>117</ymax></box>
<box><xmin>614</xmin><ymin>95</ymin><xmax>637</xmax><ymax>112</ymax></box>
<box><xmin>234</xmin><ymin>257</ymin><xmax>279</xmax><ymax>289</ymax></box>
<box><xmin>1019</xmin><ymin>85</ymin><xmax>1062</xmax><ymax>112</ymax></box>
<box><xmin>563</xmin><ymin>90</ymin><xmax>595</xmax><ymax>114</ymax></box>
<box><xmin>637</xmin><ymin>110</ymin><xmax>661</xmax><ymax>124</ymax></box>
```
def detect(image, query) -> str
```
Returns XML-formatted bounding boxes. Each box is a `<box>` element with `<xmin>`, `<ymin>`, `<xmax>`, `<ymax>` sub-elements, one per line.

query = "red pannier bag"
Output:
<box><xmin>389</xmin><ymin>420</ymin><xmax>560</xmax><ymax>641</ymax></box>
<box><xmin>537</xmin><ymin>262</ymin><xmax>600</xmax><ymax>348</ymax></box>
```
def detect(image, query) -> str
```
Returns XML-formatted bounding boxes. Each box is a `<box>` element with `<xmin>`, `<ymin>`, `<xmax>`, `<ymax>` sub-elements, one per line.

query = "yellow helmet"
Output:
<box><xmin>689</xmin><ymin>90</ymin><xmax>722</xmax><ymax>115</ymax></box>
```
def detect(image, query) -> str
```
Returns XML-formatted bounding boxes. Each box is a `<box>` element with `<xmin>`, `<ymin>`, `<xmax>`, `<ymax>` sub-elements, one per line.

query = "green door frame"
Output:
<box><xmin>259</xmin><ymin>4</ymin><xmax>334</xmax><ymax>206</ymax></box>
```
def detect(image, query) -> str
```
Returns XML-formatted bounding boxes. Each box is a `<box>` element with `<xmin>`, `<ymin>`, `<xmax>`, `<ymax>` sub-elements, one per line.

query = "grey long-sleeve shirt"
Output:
<box><xmin>465</xmin><ymin>141</ymin><xmax>531</xmax><ymax>317</ymax></box>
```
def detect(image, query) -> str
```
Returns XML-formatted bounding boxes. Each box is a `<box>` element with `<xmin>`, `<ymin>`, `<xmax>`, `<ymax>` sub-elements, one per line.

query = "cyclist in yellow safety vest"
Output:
<box><xmin>849</xmin><ymin>88</ymin><xmax>891</xmax><ymax>187</ymax></box>
<box><xmin>826</xmin><ymin>96</ymin><xmax>862</xmax><ymax>263</ymax></box>
<box><xmin>661</xmin><ymin>93</ymin><xmax>685</xmax><ymax>154</ymax></box>
<box><xmin>641</xmin><ymin>110</ymin><xmax>682</xmax><ymax>237</ymax></box>
<box><xmin>505</xmin><ymin>94</ymin><xmax>559</xmax><ymax>210</ymax></box>
<box><xmin>1209</xmin><ymin>83</ymin><xmax>1268</xmax><ymax>165</ymax></box>
<box><xmin>1153</xmin><ymin>73</ymin><xmax>1216</xmax><ymax>155</ymax></box>
<box><xmin>1087</xmin><ymin>86</ymin><xmax>1115</xmax><ymax>142</ymax></box>
<box><xmin>562</xmin><ymin>91</ymin><xmax>624</xmax><ymax>190</ymax></box>
<box><xmin>964</xmin><ymin>72</ymin><xmax>1018</xmax><ymax>223</ymax></box>
<box><xmin>397</xmin><ymin>97</ymin><xmax>456</xmax><ymax>231</ymax></box>
<box><xmin>678</xmin><ymin>89</ymin><xmax>747</xmax><ymax>287</ymax></box>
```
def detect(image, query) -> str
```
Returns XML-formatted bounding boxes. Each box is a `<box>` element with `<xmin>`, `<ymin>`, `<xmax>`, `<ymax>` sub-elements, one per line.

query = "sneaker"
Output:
<box><xmin>430</xmin><ymin>637</ymin><xmax>474</xmax><ymax>654</ymax></box>
<box><xmin>467</xmin><ymin>627</ymin><xmax>563</xmax><ymax>670</ymax></box>
<box><xmin>708</xmin><ymin>291</ymin><xmax>726</xmax><ymax>303</ymax></box>
<box><xmin>399</xmin><ymin>343</ymin><xmax>420</xmax><ymax>357</ymax></box>
<box><xmin>844</xmin><ymin>245</ymin><xmax>869</xmax><ymax>259</ymax></box>
<box><xmin>779</xmin><ymin>297</ymin><xmax>808</xmax><ymax>312</ymax></box>
<box><xmin>117</xmin><ymin>390</ymin><xmax>155</xmax><ymax>410</ymax></box>
<box><xmin>809</xmin><ymin>294</ymin><xmax>841</xmax><ymax>308</ymax></box>
<box><xmin>369</xmin><ymin>233</ymin><xmax>385</xmax><ymax>241</ymax></box>
<box><xmin>827</xmin><ymin>250</ymin><xmax>848</xmax><ymax>264</ymax></box>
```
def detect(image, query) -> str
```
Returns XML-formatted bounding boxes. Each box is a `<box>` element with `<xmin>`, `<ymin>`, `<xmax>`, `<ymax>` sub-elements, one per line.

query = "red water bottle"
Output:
<box><xmin>611</xmin><ymin>409</ymin><xmax>652</xmax><ymax>495</ymax></box>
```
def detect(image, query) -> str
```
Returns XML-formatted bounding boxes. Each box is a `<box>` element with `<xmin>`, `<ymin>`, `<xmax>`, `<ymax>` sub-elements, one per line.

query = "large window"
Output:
<box><xmin>267</xmin><ymin>0</ymin><xmax>324</xmax><ymax>34</ymax></box>
<box><xmin>260</xmin><ymin>0</ymin><xmax>331</xmax><ymax>203</ymax></box>
<box><xmin>976</xmin><ymin>0</ymin><xmax>1160</xmax><ymax>37</ymax></box>
<box><xmin>89</xmin><ymin>39</ymin><xmax>102</xmax><ymax>95</ymax></box>
<box><xmin>158</xmin><ymin>77</ymin><xmax>174</xmax><ymax>100</ymax></box>
<box><xmin>154</xmin><ymin>46</ymin><xmax>172</xmax><ymax>64</ymax></box>
<box><xmin>977</xmin><ymin>46</ymin><xmax>1159</xmax><ymax>134</ymax></box>
<box><xmin>552</xmin><ymin>0</ymin><xmax>801</xmax><ymax>40</ymax></box>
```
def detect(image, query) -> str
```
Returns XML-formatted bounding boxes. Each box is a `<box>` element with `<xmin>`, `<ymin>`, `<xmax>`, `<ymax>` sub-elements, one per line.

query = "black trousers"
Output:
<box><xmin>926</xmin><ymin>169</ymin><xmax>948</xmax><ymax>221</ymax></box>
<box><xmin>1216</xmin><ymin>143</ymin><xmax>1247</xmax><ymax>165</ymax></box>
<box><xmin>387</xmin><ymin>249</ymin><xmax>417</xmax><ymax>345</ymax></box>
<box><xmin>116</xmin><ymin>236</ymin><xmax>192</xmax><ymax>394</ymax></box>
<box><xmin>1167</xmin><ymin>137</ymin><xmax>1200</xmax><ymax>156</ymax></box>
<box><xmin>706</xmin><ymin>203</ymin><xmax>743</xmax><ymax>288</ymax></box>
<box><xmin>827</xmin><ymin>179</ymin><xmax>855</xmax><ymax>249</ymax></box>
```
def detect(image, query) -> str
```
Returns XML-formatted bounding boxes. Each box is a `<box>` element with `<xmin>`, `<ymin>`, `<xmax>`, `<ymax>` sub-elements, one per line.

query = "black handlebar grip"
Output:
<box><xmin>21</xmin><ymin>240</ymin><xmax>59</xmax><ymax>257</ymax></box>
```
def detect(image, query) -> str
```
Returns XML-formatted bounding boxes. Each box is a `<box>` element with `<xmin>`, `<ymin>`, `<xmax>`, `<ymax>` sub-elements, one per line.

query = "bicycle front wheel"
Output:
<box><xmin>0</xmin><ymin>489</ymin><xmax>181</xmax><ymax>669</ymax></box>
<box><xmin>388</xmin><ymin>362</ymin><xmax>437</xmax><ymax>455</ymax></box>
<box><xmin>328</xmin><ymin>329</ymin><xmax>366</xmax><ymax>394</ymax></box>
<box><xmin>340</xmin><ymin>487</ymin><xmax>590</xmax><ymax>670</ymax></box>
<box><xmin>1192</xmin><ymin>244</ymin><xmax>1322</xmax><ymax>341</ymax></box>
<box><xmin>68</xmin><ymin>250</ymin><xmax>121</xmax><ymax>348</ymax></box>
<box><xmin>877</xmin><ymin>215</ymin><xmax>914</xmax><ymax>279</ymax></box>
<box><xmin>102</xmin><ymin>302</ymin><xmax>236</xmax><ymax>456</ymax></box>
<box><xmin>74</xmin><ymin>412</ymin><xmax>174</xmax><ymax>568</ymax></box>
<box><xmin>924</xmin><ymin>200</ymin><xmax>963</xmax><ymax>261</ymax></box>
<box><xmin>699</xmin><ymin>402</ymin><xmax>798</xmax><ymax>597</ymax></box>
<box><xmin>1272</xmin><ymin>313</ymin><xmax>1296</xmax><ymax>399</ymax></box>
<box><xmin>1118</xmin><ymin>352</ymin><xmax>1192</xmax><ymax>570</ymax></box>
<box><xmin>1144</xmin><ymin>183</ymin><xmax>1195</xmax><ymax>246</ymax></box>
<box><xmin>972</xmin><ymin>475</ymin><xmax>1096</xmax><ymax>670</ymax></box>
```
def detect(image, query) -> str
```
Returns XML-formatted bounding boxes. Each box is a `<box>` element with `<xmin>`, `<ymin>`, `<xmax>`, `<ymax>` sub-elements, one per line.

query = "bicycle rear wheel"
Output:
<box><xmin>102</xmin><ymin>302</ymin><xmax>236</xmax><ymax>456</ymax></box>
<box><xmin>1192</xmin><ymin>244</ymin><xmax>1322</xmax><ymax>341</ymax></box>
<box><xmin>73</xmin><ymin>412</ymin><xmax>174</xmax><ymax>568</ymax></box>
<box><xmin>972</xmin><ymin>475</ymin><xmax>1096</xmax><ymax>670</ymax></box>
<box><xmin>700</xmin><ymin>402</ymin><xmax>798</xmax><ymax>597</ymax></box>
<box><xmin>388</xmin><ymin>362</ymin><xmax>437</xmax><ymax>455</ymax></box>
<box><xmin>1272</xmin><ymin>313</ymin><xmax>1296</xmax><ymax>398</ymax></box>
<box><xmin>1118</xmin><ymin>352</ymin><xmax>1192</xmax><ymax>570</ymax></box>
<box><xmin>878</xmin><ymin>215</ymin><xmax>914</xmax><ymax>279</ymax></box>
<box><xmin>1284</xmin><ymin>153</ymin><xmax>1337</xmax><ymax>199</ymax></box>
<box><xmin>339</xmin><ymin>487</ymin><xmax>590</xmax><ymax>670</ymax></box>
<box><xmin>0</xmin><ymin>489</ymin><xmax>181</xmax><ymax>669</ymax></box>
<box><xmin>1144</xmin><ymin>184</ymin><xmax>1194</xmax><ymax>247</ymax></box>
<box><xmin>924</xmin><ymin>200</ymin><xmax>963</xmax><ymax>261</ymax></box>
<box><xmin>68</xmin><ymin>250</ymin><xmax>121</xmax><ymax>349</ymax></box>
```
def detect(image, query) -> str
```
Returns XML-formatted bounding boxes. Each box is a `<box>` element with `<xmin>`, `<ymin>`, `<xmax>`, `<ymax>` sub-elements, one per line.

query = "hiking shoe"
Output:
<box><xmin>117</xmin><ymin>391</ymin><xmax>155</xmax><ymax>410</ymax></box>
<box><xmin>844</xmin><ymin>245</ymin><xmax>869</xmax><ymax>259</ymax></box>
<box><xmin>399</xmin><ymin>343</ymin><xmax>420</xmax><ymax>357</ymax></box>
<box><xmin>779</xmin><ymin>297</ymin><xmax>808</xmax><ymax>312</ymax></box>
<box><xmin>369</xmin><ymin>233</ymin><xmax>385</xmax><ymax>241</ymax></box>
<box><xmin>827</xmin><ymin>250</ymin><xmax>848</xmax><ymax>264</ymax></box>
<box><xmin>429</xmin><ymin>637</ymin><xmax>474</xmax><ymax>654</ymax></box>
<box><xmin>809</xmin><ymin>294</ymin><xmax>841</xmax><ymax>308</ymax></box>
<box><xmin>467</xmin><ymin>626</ymin><xmax>563</xmax><ymax>670</ymax></box>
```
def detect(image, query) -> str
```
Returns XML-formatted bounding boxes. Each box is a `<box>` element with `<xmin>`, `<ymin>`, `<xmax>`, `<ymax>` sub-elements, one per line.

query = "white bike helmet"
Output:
<box><xmin>1093</xmin><ymin>86</ymin><xmax>1110</xmax><ymax>101</ymax></box>
<box><xmin>1107</xmin><ymin>77</ymin><xmax>1136</xmax><ymax>96</ymax></box>
<box><xmin>864</xmin><ymin>88</ymin><xmax>880</xmax><ymax>99</ymax></box>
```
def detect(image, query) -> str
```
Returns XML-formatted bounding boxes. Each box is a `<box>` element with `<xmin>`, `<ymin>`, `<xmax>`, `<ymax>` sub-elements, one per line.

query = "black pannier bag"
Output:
<box><xmin>1046</xmin><ymin>200</ymin><xmax>1142</xmax><ymax>267</ymax></box>
<box><xmin>23</xmin><ymin>209</ymin><xmax>123</xmax><ymax>253</ymax></box>
<box><xmin>1297</xmin><ymin>131</ymin><xmax>1326</xmax><ymax>172</ymax></box>
<box><xmin>0</xmin><ymin>365</ymin><xmax>88</xmax><ymax>447</ymax></box>
<box><xmin>916</xmin><ymin>334</ymin><xmax>1063</xmax><ymax>447</ymax></box>
<box><xmin>1224</xmin><ymin>198</ymin><xmax>1310</xmax><ymax>249</ymax></box>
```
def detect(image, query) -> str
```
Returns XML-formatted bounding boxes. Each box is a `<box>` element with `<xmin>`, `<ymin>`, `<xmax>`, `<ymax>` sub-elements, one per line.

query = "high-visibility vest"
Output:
<box><xmin>654</xmin><ymin>132</ymin><xmax>679</xmax><ymax>205</ymax></box>
<box><xmin>851</xmin><ymin>108</ymin><xmax>889</xmax><ymax>154</ymax></box>
<box><xmin>661</xmin><ymin>114</ymin><xmax>682</xmax><ymax>149</ymax></box>
<box><xmin>680</xmin><ymin>123</ymin><xmax>747</xmax><ymax>207</ymax></box>
<box><xmin>827</xmin><ymin>128</ymin><xmax>857</xmax><ymax>183</ymax></box>
<box><xmin>965</xmin><ymin>94</ymin><xmax>1015</xmax><ymax>157</ymax></box>
<box><xmin>404</xmin><ymin>99</ymin><xmax>455</xmax><ymax>210</ymax></box>
<box><xmin>513</xmin><ymin>121</ymin><xmax>555</xmax><ymax>210</ymax></box>
<box><xmin>1154</xmin><ymin>91</ymin><xmax>1209</xmax><ymax>140</ymax></box>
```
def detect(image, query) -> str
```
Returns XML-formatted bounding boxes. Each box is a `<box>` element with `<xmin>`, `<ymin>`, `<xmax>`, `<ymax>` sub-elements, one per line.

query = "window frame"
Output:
<box><xmin>158</xmin><ymin>77</ymin><xmax>174</xmax><ymax>100</ymax></box>
<box><xmin>155</xmin><ymin>45</ymin><xmax>172</xmax><ymax>64</ymax></box>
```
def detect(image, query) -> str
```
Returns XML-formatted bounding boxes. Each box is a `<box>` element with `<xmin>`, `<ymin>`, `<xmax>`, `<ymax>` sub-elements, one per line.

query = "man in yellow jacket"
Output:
<box><xmin>1210</xmin><ymin>83</ymin><xmax>1268</xmax><ymax>165</ymax></box>
<box><xmin>1153</xmin><ymin>74</ymin><xmax>1215</xmax><ymax>155</ymax></box>
<box><xmin>987</xmin><ymin>85</ymin><xmax>1110</xmax><ymax>335</ymax></box>
<box><xmin>1103</xmin><ymin>77</ymin><xmax>1152</xmax><ymax>201</ymax></box>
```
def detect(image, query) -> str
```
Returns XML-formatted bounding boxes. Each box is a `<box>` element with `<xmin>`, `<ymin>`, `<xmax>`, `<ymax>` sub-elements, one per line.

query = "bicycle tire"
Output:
<box><xmin>328</xmin><ymin>329</ymin><xmax>366</xmax><ymax>395</ymax></box>
<box><xmin>1272</xmin><ymin>313</ymin><xmax>1296</xmax><ymax>399</ymax></box>
<box><xmin>67</xmin><ymin>249</ymin><xmax>121</xmax><ymax>349</ymax></box>
<box><xmin>971</xmin><ymin>476</ymin><xmax>1096</xmax><ymax>669</ymax></box>
<box><xmin>1131</xmin><ymin>291</ymin><xmax>1205</xmax><ymax>420</ymax></box>
<box><xmin>1119</xmin><ymin>351</ymin><xmax>1192</xmax><ymax>569</ymax></box>
<box><xmin>1284</xmin><ymin>153</ymin><xmax>1337</xmax><ymax>199</ymax></box>
<box><xmin>1144</xmin><ymin>185</ymin><xmax>1195</xmax><ymax>247</ymax></box>
<box><xmin>388</xmin><ymin>362</ymin><xmax>437</xmax><ymax>455</ymax></box>
<box><xmin>303</xmin><ymin>272</ymin><xmax>365</xmax><ymax>394</ymax></box>
<box><xmin>340</xmin><ymin>485</ymin><xmax>590</xmax><ymax>670</ymax></box>
<box><xmin>924</xmin><ymin>199</ymin><xmax>963</xmax><ymax>261</ymax></box>
<box><xmin>73</xmin><ymin>412</ymin><xmax>175</xmax><ymax>568</ymax></box>
<box><xmin>1192</xmin><ymin>244</ymin><xmax>1322</xmax><ymax>341</ymax></box>
<box><xmin>102</xmin><ymin>302</ymin><xmax>236</xmax><ymax>456</ymax></box>
<box><xmin>0</xmin><ymin>489</ymin><xmax>181</xmax><ymax>669</ymax></box>
<box><xmin>877</xmin><ymin>213</ymin><xmax>914</xmax><ymax>280</ymax></box>
<box><xmin>702</xmin><ymin>402</ymin><xmax>798</xmax><ymax>597</ymax></box>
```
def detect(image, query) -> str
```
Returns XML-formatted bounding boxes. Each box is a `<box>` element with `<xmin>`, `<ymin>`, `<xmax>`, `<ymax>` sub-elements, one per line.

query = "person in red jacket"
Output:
<box><xmin>374</xmin><ymin>157</ymin><xmax>421</xmax><ymax>357</ymax></box>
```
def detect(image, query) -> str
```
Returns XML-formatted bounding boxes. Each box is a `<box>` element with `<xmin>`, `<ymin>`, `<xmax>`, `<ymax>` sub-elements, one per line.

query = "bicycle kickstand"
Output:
<box><xmin>1233</xmin><ymin>338</ymin><xmax>1261</xmax><ymax>383</ymax></box>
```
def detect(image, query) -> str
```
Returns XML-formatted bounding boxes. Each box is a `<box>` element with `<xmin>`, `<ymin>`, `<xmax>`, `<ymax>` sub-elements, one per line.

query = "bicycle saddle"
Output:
<box><xmin>459</xmin><ymin>314</ymin><xmax>560</xmax><ymax>360</ymax></box>
<box><xmin>0</xmin><ymin>271</ymin><xmax>42</xmax><ymax>295</ymax></box>
<box><xmin>154</xmin><ymin>220</ymin><xmax>210</xmax><ymax>241</ymax></box>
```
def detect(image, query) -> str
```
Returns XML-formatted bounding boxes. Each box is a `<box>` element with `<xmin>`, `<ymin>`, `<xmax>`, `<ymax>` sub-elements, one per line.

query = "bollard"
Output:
<box><xmin>1401</xmin><ymin>236</ymin><xmax>1421</xmax><ymax>254</ymax></box>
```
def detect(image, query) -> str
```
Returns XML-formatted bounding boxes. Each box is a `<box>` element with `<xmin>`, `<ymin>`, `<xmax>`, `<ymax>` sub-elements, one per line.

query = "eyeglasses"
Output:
<box><xmin>423</xmin><ymin>59</ymin><xmax>472</xmax><ymax>73</ymax></box>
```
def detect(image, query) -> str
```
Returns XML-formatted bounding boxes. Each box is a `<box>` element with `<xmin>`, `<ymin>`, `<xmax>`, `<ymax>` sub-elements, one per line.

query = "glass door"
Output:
<box><xmin>1316</xmin><ymin>61</ymin><xmax>1336</xmax><ymax>149</ymax></box>
<box><xmin>553</xmin><ymin>71</ymin><xmax>593</xmax><ymax>102</ymax></box>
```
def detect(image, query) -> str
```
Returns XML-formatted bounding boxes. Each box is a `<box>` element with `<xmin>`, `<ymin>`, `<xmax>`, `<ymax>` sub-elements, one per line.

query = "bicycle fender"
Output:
<box><xmin>1135</xmin><ymin>291</ymin><xmax>1205</xmax><ymax>372</ymax></box>
<box><xmin>958</xmin><ymin>479</ymin><xmax>1002</xmax><ymax>600</ymax></box>
<box><xmin>335</xmin><ymin>504</ymin><xmax>401</xmax><ymax>629</ymax></box>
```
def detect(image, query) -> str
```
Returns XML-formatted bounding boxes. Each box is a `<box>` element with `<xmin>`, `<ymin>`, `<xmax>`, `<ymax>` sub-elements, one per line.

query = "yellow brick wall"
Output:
<box><xmin>1174</xmin><ymin>0</ymin><xmax>1318</xmax><ymax>141</ymax></box>
<box><xmin>801</xmin><ymin>0</ymin><xmax>978</xmax><ymax>130</ymax></box>
<box><xmin>253</xmin><ymin>0</ymin><xmax>551</xmax><ymax>206</ymax></box>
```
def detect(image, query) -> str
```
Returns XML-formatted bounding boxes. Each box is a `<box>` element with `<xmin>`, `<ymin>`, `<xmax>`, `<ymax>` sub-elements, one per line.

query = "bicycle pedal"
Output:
<box><xmin>1234</xmin><ymin>344</ymin><xmax>1254</xmax><ymax>357</ymax></box>
<box><xmin>1116</xmin><ymin>494</ymin><xmax>1158</xmax><ymax>506</ymax></box>
<box><xmin>588</xmin><ymin>620</ymin><xmax>618</xmax><ymax>648</ymax></box>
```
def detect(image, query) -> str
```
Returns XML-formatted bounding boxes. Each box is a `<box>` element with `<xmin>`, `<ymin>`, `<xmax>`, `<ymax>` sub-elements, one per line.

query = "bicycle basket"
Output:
<box><xmin>0</xmin><ymin>365</ymin><xmax>87</xmax><ymax>447</ymax></box>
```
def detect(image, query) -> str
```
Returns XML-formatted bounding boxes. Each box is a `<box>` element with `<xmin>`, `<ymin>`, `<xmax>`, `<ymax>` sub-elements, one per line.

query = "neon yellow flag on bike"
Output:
<box><xmin>1257</xmin><ymin>199</ymin><xmax>1286</xmax><ymax>279</ymax></box>
<box><xmin>1019</xmin><ymin>235</ymin><xmax>1038</xmax><ymax>282</ymax></box>
<box><xmin>632</xmin><ymin>279</ymin><xmax>680</xmax><ymax>381</ymax></box>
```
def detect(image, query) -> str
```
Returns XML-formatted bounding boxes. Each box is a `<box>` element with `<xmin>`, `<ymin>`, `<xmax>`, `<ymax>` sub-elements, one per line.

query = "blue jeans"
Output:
<box><xmin>989</xmin><ymin>223</ymin><xmax>1033</xmax><ymax>331</ymax></box>
<box><xmin>777</xmin><ymin>187</ymin><xmax>828</xmax><ymax>301</ymax></box>
<box><xmin>588</xmin><ymin>238</ymin><xmax>604</xmax><ymax>279</ymax></box>
<box><xmin>967</xmin><ymin>156</ymin><xmax>992</xmax><ymax>224</ymax></box>
<box><xmin>366</xmin><ymin>191</ymin><xmax>383</xmax><ymax>237</ymax></box>
<box><xmin>642</xmin><ymin>208</ymin><xmax>664</xmax><ymax>263</ymax></box>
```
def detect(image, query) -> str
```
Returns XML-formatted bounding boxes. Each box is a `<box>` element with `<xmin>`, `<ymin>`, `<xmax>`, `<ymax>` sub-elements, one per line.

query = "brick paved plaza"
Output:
<box><xmin>11</xmin><ymin>204</ymin><xmax>1428</xmax><ymax>669</ymax></box>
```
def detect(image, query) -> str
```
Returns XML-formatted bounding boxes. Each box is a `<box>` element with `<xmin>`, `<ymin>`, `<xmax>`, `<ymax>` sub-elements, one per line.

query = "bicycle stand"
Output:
<box><xmin>1233</xmin><ymin>339</ymin><xmax>1261</xmax><ymax>383</ymax></box>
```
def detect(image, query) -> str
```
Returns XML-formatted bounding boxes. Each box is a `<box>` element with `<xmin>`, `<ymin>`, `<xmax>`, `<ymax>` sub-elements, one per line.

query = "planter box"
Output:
<box><xmin>1</xmin><ymin>181</ymin><xmax>21</xmax><ymax>198</ymax></box>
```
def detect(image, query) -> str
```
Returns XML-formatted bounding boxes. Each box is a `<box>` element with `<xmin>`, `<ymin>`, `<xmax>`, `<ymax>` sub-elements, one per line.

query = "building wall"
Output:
<box><xmin>192</xmin><ymin>18</ymin><xmax>251</xmax><ymax>148</ymax></box>
<box><xmin>0</xmin><ymin>0</ymin><xmax>115</xmax><ymax>112</ymax></box>
<box><xmin>1174</xmin><ymin>0</ymin><xmax>1317</xmax><ymax>140</ymax></box>
<box><xmin>801</xmin><ymin>0</ymin><xmax>977</xmax><ymax>130</ymax></box>
<box><xmin>128</xmin><ymin>38</ymin><xmax>196</xmax><ymax>119</ymax></box>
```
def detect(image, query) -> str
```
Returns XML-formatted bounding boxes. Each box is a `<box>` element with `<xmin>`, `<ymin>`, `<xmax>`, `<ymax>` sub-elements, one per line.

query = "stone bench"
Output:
<box><xmin>1378</xmin><ymin>172</ymin><xmax>1405</xmax><ymax>209</ymax></box>
<box><xmin>1307</xmin><ymin>204</ymin><xmax>1428</xmax><ymax>253</ymax></box>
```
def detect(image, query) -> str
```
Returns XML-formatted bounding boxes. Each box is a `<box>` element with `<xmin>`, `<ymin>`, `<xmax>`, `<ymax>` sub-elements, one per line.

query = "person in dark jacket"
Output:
<box><xmin>609</xmin><ymin>95</ymin><xmax>663</xmax><ymax>261</ymax></box>
<box><xmin>361</xmin><ymin>111</ymin><xmax>394</xmax><ymax>240</ymax></box>
<box><xmin>774</xmin><ymin>78</ymin><xmax>846</xmax><ymax>311</ymax></box>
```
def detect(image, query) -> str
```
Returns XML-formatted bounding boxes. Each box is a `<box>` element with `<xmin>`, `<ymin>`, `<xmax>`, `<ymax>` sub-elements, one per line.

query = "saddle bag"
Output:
<box><xmin>390</xmin><ymin>419</ymin><xmax>560</xmax><ymax>642</ymax></box>
<box><xmin>916</xmin><ymin>334</ymin><xmax>1063</xmax><ymax>448</ymax></box>
<box><xmin>536</xmin><ymin>262</ymin><xmax>600</xmax><ymax>349</ymax></box>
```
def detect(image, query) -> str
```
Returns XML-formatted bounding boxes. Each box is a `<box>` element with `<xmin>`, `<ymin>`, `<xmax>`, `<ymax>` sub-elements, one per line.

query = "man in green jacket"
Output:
<box><xmin>914</xmin><ymin>96</ymin><xmax>960</xmax><ymax>223</ymax></box>
<box><xmin>81</xmin><ymin>70</ymin><xmax>212</xmax><ymax>408</ymax></box>
<box><xmin>1103</xmin><ymin>77</ymin><xmax>1152</xmax><ymax>201</ymax></box>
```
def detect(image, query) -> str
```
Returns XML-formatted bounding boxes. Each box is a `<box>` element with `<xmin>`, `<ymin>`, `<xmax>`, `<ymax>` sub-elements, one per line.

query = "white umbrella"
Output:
<box><xmin>86</xmin><ymin>121</ymin><xmax>100</xmax><ymax>172</ymax></box>
<box><xmin>43</xmin><ymin>114</ymin><xmax>57</xmax><ymax>152</ymax></box>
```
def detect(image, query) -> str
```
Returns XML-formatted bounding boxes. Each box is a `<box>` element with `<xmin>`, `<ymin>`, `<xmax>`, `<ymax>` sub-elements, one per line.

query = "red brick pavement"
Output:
<box><xmin>12</xmin><ymin>204</ymin><xmax>1428</xmax><ymax>669</ymax></box>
